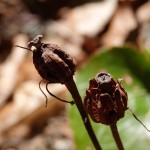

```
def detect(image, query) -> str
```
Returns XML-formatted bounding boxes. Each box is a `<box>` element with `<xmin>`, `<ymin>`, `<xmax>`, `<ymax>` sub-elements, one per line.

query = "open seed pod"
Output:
<box><xmin>84</xmin><ymin>72</ymin><xmax>128</xmax><ymax>125</ymax></box>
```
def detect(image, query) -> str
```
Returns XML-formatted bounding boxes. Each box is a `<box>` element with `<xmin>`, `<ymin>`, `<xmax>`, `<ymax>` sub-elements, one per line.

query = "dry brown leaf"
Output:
<box><xmin>101</xmin><ymin>4</ymin><xmax>137</xmax><ymax>47</ymax></box>
<box><xmin>136</xmin><ymin>1</ymin><xmax>150</xmax><ymax>50</ymax></box>
<box><xmin>0</xmin><ymin>34</ymin><xmax>28</xmax><ymax>107</ymax></box>
<box><xmin>0</xmin><ymin>81</ymin><xmax>67</xmax><ymax>134</ymax></box>
<box><xmin>64</xmin><ymin>0</ymin><xmax>118</xmax><ymax>36</ymax></box>
<box><xmin>136</xmin><ymin>1</ymin><xmax>150</xmax><ymax>24</ymax></box>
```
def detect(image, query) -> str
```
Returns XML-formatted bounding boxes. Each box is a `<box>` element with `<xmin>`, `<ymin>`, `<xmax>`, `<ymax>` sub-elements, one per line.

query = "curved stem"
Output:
<box><xmin>46</xmin><ymin>82</ymin><xmax>74</xmax><ymax>105</ymax></box>
<box><xmin>65</xmin><ymin>77</ymin><xmax>102</xmax><ymax>150</ymax></box>
<box><xmin>39</xmin><ymin>79</ymin><xmax>48</xmax><ymax>107</ymax></box>
<box><xmin>110</xmin><ymin>123</ymin><xmax>124</xmax><ymax>150</ymax></box>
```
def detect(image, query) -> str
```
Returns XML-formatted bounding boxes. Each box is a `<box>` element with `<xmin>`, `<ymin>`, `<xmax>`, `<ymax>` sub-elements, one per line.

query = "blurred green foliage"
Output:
<box><xmin>68</xmin><ymin>47</ymin><xmax>150</xmax><ymax>150</ymax></box>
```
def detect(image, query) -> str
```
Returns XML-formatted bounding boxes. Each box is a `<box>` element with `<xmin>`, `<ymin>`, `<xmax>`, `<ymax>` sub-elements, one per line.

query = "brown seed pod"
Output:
<box><xmin>27</xmin><ymin>35</ymin><xmax>77</xmax><ymax>84</ymax></box>
<box><xmin>16</xmin><ymin>35</ymin><xmax>76</xmax><ymax>106</ymax></box>
<box><xmin>84</xmin><ymin>72</ymin><xmax>128</xmax><ymax>125</ymax></box>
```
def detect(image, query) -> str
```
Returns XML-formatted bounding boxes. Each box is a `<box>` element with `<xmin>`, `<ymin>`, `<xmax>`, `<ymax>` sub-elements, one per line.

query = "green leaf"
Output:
<box><xmin>68</xmin><ymin>47</ymin><xmax>150</xmax><ymax>150</ymax></box>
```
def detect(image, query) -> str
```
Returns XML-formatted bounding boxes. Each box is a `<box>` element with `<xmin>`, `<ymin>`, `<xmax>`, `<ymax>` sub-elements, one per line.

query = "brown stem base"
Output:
<box><xmin>110</xmin><ymin>123</ymin><xmax>124</xmax><ymax>150</ymax></box>
<box><xmin>65</xmin><ymin>77</ymin><xmax>102</xmax><ymax>150</ymax></box>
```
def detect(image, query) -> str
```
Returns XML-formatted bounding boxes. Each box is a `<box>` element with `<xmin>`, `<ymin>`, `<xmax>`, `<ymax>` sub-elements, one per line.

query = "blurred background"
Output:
<box><xmin>0</xmin><ymin>0</ymin><xmax>150</xmax><ymax>149</ymax></box>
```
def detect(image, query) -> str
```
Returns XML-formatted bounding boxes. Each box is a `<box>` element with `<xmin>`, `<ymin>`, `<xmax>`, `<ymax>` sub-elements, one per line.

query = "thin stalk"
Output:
<box><xmin>110</xmin><ymin>123</ymin><xmax>124</xmax><ymax>150</ymax></box>
<box><xmin>65</xmin><ymin>77</ymin><xmax>102</xmax><ymax>150</ymax></box>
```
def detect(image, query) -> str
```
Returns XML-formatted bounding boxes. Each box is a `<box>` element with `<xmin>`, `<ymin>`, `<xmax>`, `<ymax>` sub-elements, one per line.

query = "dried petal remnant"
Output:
<box><xmin>84</xmin><ymin>73</ymin><xmax>128</xmax><ymax>125</ymax></box>
<box><xmin>28</xmin><ymin>35</ymin><xmax>76</xmax><ymax>84</ymax></box>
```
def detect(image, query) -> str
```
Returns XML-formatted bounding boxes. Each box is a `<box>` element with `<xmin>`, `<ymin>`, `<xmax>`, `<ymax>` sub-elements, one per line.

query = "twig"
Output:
<box><xmin>65</xmin><ymin>77</ymin><xmax>102</xmax><ymax>150</ymax></box>
<box><xmin>110</xmin><ymin>123</ymin><xmax>124</xmax><ymax>150</ymax></box>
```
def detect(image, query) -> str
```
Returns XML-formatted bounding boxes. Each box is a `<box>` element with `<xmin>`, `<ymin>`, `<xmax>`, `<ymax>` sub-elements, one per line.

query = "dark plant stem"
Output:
<box><xmin>65</xmin><ymin>77</ymin><xmax>102</xmax><ymax>150</ymax></box>
<box><xmin>110</xmin><ymin>123</ymin><xmax>124</xmax><ymax>150</ymax></box>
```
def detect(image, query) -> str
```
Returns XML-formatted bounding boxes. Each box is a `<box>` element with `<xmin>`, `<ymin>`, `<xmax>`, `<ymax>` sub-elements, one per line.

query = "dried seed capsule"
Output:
<box><xmin>28</xmin><ymin>35</ymin><xmax>77</xmax><ymax>84</ymax></box>
<box><xmin>84</xmin><ymin>72</ymin><xmax>128</xmax><ymax>125</ymax></box>
<box><xmin>16</xmin><ymin>35</ymin><xmax>76</xmax><ymax>106</ymax></box>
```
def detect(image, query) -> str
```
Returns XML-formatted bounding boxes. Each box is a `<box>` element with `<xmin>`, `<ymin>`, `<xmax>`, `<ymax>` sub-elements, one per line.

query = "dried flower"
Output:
<box><xmin>28</xmin><ymin>35</ymin><xmax>77</xmax><ymax>84</ymax></box>
<box><xmin>84</xmin><ymin>72</ymin><xmax>128</xmax><ymax>125</ymax></box>
<box><xmin>16</xmin><ymin>36</ymin><xmax>102</xmax><ymax>149</ymax></box>
<box><xmin>16</xmin><ymin>35</ymin><xmax>76</xmax><ymax>106</ymax></box>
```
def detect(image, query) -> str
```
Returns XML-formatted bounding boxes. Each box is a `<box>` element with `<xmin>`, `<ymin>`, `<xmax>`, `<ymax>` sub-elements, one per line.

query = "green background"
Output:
<box><xmin>68</xmin><ymin>47</ymin><xmax>150</xmax><ymax>150</ymax></box>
